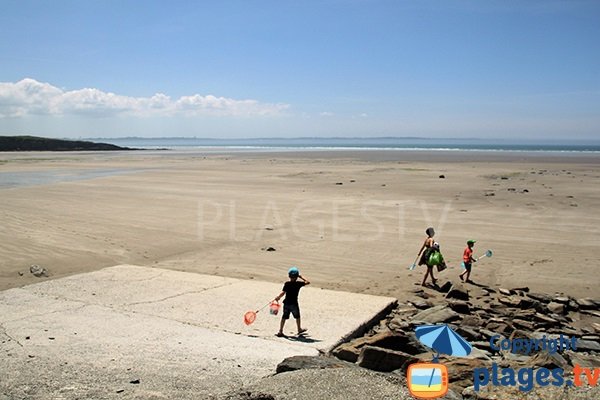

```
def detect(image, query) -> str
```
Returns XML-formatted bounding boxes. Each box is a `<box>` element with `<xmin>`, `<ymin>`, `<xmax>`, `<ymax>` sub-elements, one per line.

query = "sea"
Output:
<box><xmin>90</xmin><ymin>137</ymin><xmax>600</xmax><ymax>153</ymax></box>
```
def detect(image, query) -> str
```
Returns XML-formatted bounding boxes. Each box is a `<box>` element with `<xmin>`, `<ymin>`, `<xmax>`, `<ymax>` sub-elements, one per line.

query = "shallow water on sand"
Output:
<box><xmin>0</xmin><ymin>168</ymin><xmax>144</xmax><ymax>189</ymax></box>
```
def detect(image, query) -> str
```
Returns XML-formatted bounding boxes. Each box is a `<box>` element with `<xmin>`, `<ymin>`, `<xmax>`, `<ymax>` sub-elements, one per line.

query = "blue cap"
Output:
<box><xmin>288</xmin><ymin>267</ymin><xmax>299</xmax><ymax>276</ymax></box>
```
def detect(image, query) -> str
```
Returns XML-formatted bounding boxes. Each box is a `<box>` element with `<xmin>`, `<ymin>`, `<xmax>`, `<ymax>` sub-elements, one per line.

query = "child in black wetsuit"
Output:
<box><xmin>274</xmin><ymin>267</ymin><xmax>310</xmax><ymax>337</ymax></box>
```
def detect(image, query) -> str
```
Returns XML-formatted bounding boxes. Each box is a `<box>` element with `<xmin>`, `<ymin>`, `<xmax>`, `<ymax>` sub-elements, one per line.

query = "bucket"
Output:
<box><xmin>269</xmin><ymin>301</ymin><xmax>280</xmax><ymax>315</ymax></box>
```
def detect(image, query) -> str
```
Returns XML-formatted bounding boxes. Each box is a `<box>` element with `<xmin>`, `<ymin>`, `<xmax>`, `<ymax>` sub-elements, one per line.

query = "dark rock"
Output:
<box><xmin>577</xmin><ymin>298</ymin><xmax>599</xmax><ymax>310</ymax></box>
<box><xmin>553</xmin><ymin>296</ymin><xmax>570</xmax><ymax>304</ymax></box>
<box><xmin>409</xmin><ymin>300</ymin><xmax>433</xmax><ymax>310</ymax></box>
<box><xmin>276</xmin><ymin>355</ymin><xmax>354</xmax><ymax>373</ymax></box>
<box><xmin>332</xmin><ymin>343</ymin><xmax>361</xmax><ymax>363</ymax></box>
<box><xmin>527</xmin><ymin>292</ymin><xmax>553</xmax><ymax>303</ymax></box>
<box><xmin>498</xmin><ymin>288</ymin><xmax>513</xmax><ymax>296</ymax></box>
<box><xmin>335</xmin><ymin>182</ymin><xmax>343</xmax><ymax>185</ymax></box>
<box><xmin>445</xmin><ymin>284</ymin><xmax>469</xmax><ymax>301</ymax></box>
<box><xmin>262</xmin><ymin>247</ymin><xmax>276</xmax><ymax>252</ymax></box>
<box><xmin>510</xmin><ymin>286</ymin><xmax>530</xmax><ymax>293</ymax></box>
<box><xmin>439</xmin><ymin>175</ymin><xmax>446</xmax><ymax>179</ymax></box>
<box><xmin>357</xmin><ymin>345</ymin><xmax>417</xmax><ymax>372</ymax></box>
<box><xmin>448</xmin><ymin>301</ymin><xmax>471</xmax><ymax>314</ymax></box>
<box><xmin>129</xmin><ymin>379</ymin><xmax>140</xmax><ymax>384</ymax></box>
<box><xmin>439</xmin><ymin>281</ymin><xmax>453</xmax><ymax>293</ymax></box>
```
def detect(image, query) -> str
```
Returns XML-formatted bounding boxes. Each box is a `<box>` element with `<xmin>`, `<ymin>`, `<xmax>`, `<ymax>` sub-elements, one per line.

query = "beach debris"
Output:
<box><xmin>129</xmin><ymin>379</ymin><xmax>140</xmax><ymax>384</ymax></box>
<box><xmin>261</xmin><ymin>247</ymin><xmax>276</xmax><ymax>252</ymax></box>
<box><xmin>29</xmin><ymin>264</ymin><xmax>48</xmax><ymax>277</ymax></box>
<box><xmin>439</xmin><ymin>174</ymin><xmax>445</xmax><ymax>179</ymax></box>
<box><xmin>335</xmin><ymin>182</ymin><xmax>343</xmax><ymax>185</ymax></box>
<box><xmin>18</xmin><ymin>271</ymin><xmax>24</xmax><ymax>276</ymax></box>
<box><xmin>350</xmin><ymin>179</ymin><xmax>356</xmax><ymax>182</ymax></box>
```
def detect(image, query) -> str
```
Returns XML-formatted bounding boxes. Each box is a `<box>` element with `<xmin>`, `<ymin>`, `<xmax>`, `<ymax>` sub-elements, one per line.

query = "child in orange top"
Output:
<box><xmin>459</xmin><ymin>240</ymin><xmax>477</xmax><ymax>283</ymax></box>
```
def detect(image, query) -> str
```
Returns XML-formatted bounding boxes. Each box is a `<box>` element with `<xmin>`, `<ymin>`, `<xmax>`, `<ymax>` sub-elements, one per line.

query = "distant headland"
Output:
<box><xmin>0</xmin><ymin>136</ymin><xmax>136</xmax><ymax>152</ymax></box>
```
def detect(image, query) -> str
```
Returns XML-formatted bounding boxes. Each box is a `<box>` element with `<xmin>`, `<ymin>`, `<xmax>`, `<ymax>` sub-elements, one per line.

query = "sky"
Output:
<box><xmin>0</xmin><ymin>0</ymin><xmax>599</xmax><ymax>140</ymax></box>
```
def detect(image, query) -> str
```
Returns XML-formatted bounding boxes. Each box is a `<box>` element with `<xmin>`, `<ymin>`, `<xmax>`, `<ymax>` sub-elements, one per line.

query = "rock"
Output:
<box><xmin>592</xmin><ymin>323</ymin><xmax>600</xmax><ymax>333</ymax></box>
<box><xmin>498</xmin><ymin>288</ymin><xmax>513</xmax><ymax>296</ymax></box>
<box><xmin>445</xmin><ymin>284</ymin><xmax>469</xmax><ymax>301</ymax></box>
<box><xmin>129</xmin><ymin>379</ymin><xmax>140</xmax><ymax>384</ymax></box>
<box><xmin>547</xmin><ymin>302</ymin><xmax>566</xmax><ymax>314</ymax></box>
<box><xmin>448</xmin><ymin>300</ymin><xmax>471</xmax><ymax>314</ymax></box>
<box><xmin>498</xmin><ymin>296</ymin><xmax>522</xmax><ymax>307</ymax></box>
<box><xmin>510</xmin><ymin>286</ymin><xmax>530</xmax><ymax>293</ymax></box>
<box><xmin>577</xmin><ymin>298</ymin><xmax>599</xmax><ymax>310</ymax></box>
<box><xmin>443</xmin><ymin>358</ymin><xmax>489</xmax><ymax>390</ymax></box>
<box><xmin>262</xmin><ymin>247</ymin><xmax>276</xmax><ymax>252</ymax></box>
<box><xmin>409</xmin><ymin>300</ymin><xmax>433</xmax><ymax>310</ymax></box>
<box><xmin>276</xmin><ymin>355</ymin><xmax>354</xmax><ymax>373</ymax></box>
<box><xmin>460</xmin><ymin>315</ymin><xmax>482</xmax><ymax>327</ymax></box>
<box><xmin>512</xmin><ymin>319</ymin><xmax>535</xmax><ymax>330</ymax></box>
<box><xmin>332</xmin><ymin>343</ymin><xmax>361</xmax><ymax>363</ymax></box>
<box><xmin>456</xmin><ymin>326</ymin><xmax>482</xmax><ymax>342</ymax></box>
<box><xmin>527</xmin><ymin>292</ymin><xmax>553</xmax><ymax>303</ymax></box>
<box><xmin>439</xmin><ymin>175</ymin><xmax>445</xmax><ymax>179</ymax></box>
<box><xmin>335</xmin><ymin>182</ymin><xmax>343</xmax><ymax>185</ymax></box>
<box><xmin>567</xmin><ymin>351</ymin><xmax>600</xmax><ymax>368</ymax></box>
<box><xmin>357</xmin><ymin>345</ymin><xmax>417</xmax><ymax>372</ymax></box>
<box><xmin>576</xmin><ymin>339</ymin><xmax>600</xmax><ymax>352</ymax></box>
<box><xmin>29</xmin><ymin>264</ymin><xmax>48</xmax><ymax>277</ymax></box>
<box><xmin>533</xmin><ymin>313</ymin><xmax>560</xmax><ymax>326</ymax></box>
<box><xmin>553</xmin><ymin>296</ymin><xmax>570</xmax><ymax>304</ymax></box>
<box><xmin>411</xmin><ymin>305</ymin><xmax>460</xmax><ymax>324</ymax></box>
<box><xmin>528</xmin><ymin>351</ymin><xmax>570</xmax><ymax>369</ymax></box>
<box><xmin>568</xmin><ymin>299</ymin><xmax>580</xmax><ymax>311</ymax></box>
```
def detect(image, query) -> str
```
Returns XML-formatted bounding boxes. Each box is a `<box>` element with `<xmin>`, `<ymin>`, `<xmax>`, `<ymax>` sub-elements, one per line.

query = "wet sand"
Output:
<box><xmin>1</xmin><ymin>149</ymin><xmax>599</xmax><ymax>299</ymax></box>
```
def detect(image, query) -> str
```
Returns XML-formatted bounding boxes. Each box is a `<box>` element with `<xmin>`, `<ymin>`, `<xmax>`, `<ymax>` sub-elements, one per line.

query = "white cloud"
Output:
<box><xmin>319</xmin><ymin>111</ymin><xmax>334</xmax><ymax>117</ymax></box>
<box><xmin>0</xmin><ymin>78</ymin><xmax>289</xmax><ymax>118</ymax></box>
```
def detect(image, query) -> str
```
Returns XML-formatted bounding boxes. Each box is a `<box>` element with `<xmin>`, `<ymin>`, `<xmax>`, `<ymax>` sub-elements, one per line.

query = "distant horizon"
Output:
<box><xmin>2</xmin><ymin>134</ymin><xmax>600</xmax><ymax>145</ymax></box>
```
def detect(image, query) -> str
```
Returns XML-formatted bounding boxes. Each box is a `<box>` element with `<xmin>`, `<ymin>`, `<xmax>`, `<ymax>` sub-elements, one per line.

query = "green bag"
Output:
<box><xmin>428</xmin><ymin>251</ymin><xmax>444</xmax><ymax>266</ymax></box>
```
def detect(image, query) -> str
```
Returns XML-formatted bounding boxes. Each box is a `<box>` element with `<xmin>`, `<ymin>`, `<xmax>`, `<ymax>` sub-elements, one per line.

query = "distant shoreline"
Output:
<box><xmin>0</xmin><ymin>136</ymin><xmax>136</xmax><ymax>152</ymax></box>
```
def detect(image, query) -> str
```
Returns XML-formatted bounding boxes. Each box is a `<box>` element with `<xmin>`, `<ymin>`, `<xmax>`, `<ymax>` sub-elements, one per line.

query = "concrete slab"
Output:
<box><xmin>0</xmin><ymin>265</ymin><xmax>396</xmax><ymax>399</ymax></box>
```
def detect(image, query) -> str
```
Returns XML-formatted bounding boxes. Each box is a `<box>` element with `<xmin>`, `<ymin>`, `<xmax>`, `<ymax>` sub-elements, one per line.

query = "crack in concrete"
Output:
<box><xmin>125</xmin><ymin>281</ymin><xmax>237</xmax><ymax>306</ymax></box>
<box><xmin>2</xmin><ymin>303</ymin><xmax>89</xmax><ymax>325</ymax></box>
<box><xmin>0</xmin><ymin>321</ymin><xmax>23</xmax><ymax>348</ymax></box>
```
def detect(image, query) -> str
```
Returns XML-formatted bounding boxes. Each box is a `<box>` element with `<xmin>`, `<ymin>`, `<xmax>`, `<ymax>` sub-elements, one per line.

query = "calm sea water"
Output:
<box><xmin>92</xmin><ymin>137</ymin><xmax>600</xmax><ymax>153</ymax></box>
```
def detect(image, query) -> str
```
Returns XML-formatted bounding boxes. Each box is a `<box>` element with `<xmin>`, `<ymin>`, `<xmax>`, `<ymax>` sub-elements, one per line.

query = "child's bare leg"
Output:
<box><xmin>296</xmin><ymin>317</ymin><xmax>302</xmax><ymax>332</ymax></box>
<box><xmin>278</xmin><ymin>318</ymin><xmax>286</xmax><ymax>334</ymax></box>
<box><xmin>421</xmin><ymin>270</ymin><xmax>429</xmax><ymax>286</ymax></box>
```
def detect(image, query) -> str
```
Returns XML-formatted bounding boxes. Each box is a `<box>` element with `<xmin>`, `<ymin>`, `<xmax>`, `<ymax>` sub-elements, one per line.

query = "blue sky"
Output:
<box><xmin>0</xmin><ymin>0</ymin><xmax>599</xmax><ymax>140</ymax></box>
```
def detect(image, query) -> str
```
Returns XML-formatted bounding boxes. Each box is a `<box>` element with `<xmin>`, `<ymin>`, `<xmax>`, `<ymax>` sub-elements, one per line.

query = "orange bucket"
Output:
<box><xmin>269</xmin><ymin>301</ymin><xmax>280</xmax><ymax>315</ymax></box>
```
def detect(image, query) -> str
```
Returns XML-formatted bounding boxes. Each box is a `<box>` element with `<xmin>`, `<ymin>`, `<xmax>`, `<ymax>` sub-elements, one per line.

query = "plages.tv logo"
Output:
<box><xmin>407</xmin><ymin>324</ymin><xmax>472</xmax><ymax>399</ymax></box>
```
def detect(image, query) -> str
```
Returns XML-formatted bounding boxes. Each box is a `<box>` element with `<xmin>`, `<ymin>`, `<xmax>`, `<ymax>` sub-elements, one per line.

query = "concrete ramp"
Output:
<box><xmin>0</xmin><ymin>265</ymin><xmax>396</xmax><ymax>399</ymax></box>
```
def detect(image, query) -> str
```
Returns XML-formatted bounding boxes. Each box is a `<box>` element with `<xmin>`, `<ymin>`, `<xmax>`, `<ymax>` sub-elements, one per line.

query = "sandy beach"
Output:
<box><xmin>1</xmin><ymin>149</ymin><xmax>599</xmax><ymax>299</ymax></box>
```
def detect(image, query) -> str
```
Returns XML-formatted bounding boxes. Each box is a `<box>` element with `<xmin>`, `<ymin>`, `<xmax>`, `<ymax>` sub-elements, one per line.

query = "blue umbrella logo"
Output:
<box><xmin>414</xmin><ymin>324</ymin><xmax>472</xmax><ymax>390</ymax></box>
<box><xmin>415</xmin><ymin>324</ymin><xmax>472</xmax><ymax>361</ymax></box>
